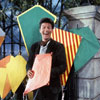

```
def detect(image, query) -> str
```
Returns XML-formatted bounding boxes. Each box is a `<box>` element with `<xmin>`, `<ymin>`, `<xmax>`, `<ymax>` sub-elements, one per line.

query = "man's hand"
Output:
<box><xmin>27</xmin><ymin>70</ymin><xmax>34</xmax><ymax>79</ymax></box>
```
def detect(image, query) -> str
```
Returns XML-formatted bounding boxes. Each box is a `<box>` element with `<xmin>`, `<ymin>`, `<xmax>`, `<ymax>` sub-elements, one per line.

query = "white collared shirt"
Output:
<box><xmin>39</xmin><ymin>40</ymin><xmax>50</xmax><ymax>54</ymax></box>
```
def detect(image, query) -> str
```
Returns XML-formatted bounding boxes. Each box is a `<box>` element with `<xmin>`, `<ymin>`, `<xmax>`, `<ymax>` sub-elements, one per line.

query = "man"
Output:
<box><xmin>26</xmin><ymin>17</ymin><xmax>67</xmax><ymax>100</ymax></box>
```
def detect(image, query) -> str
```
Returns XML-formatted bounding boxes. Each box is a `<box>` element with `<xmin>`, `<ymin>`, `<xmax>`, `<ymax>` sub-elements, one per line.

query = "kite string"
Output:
<box><xmin>33</xmin><ymin>89</ymin><xmax>39</xmax><ymax>100</ymax></box>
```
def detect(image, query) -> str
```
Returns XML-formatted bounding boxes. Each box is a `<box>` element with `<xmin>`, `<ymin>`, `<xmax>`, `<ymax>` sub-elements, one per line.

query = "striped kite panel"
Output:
<box><xmin>51</xmin><ymin>28</ymin><xmax>81</xmax><ymax>86</ymax></box>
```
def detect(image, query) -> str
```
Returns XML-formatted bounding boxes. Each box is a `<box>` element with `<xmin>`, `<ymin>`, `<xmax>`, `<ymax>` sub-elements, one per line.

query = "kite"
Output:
<box><xmin>24</xmin><ymin>53</ymin><xmax>52</xmax><ymax>95</ymax></box>
<box><xmin>69</xmin><ymin>26</ymin><xmax>100</xmax><ymax>72</ymax></box>
<box><xmin>0</xmin><ymin>55</ymin><xmax>26</xmax><ymax>99</ymax></box>
<box><xmin>51</xmin><ymin>28</ymin><xmax>81</xmax><ymax>86</ymax></box>
<box><xmin>0</xmin><ymin>28</ymin><xmax>5</xmax><ymax>47</ymax></box>
<box><xmin>17</xmin><ymin>5</ymin><xmax>56</xmax><ymax>54</ymax></box>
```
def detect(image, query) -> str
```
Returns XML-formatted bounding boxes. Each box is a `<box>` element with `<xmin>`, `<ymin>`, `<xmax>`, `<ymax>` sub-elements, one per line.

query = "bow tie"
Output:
<box><xmin>40</xmin><ymin>41</ymin><xmax>48</xmax><ymax>46</ymax></box>
<box><xmin>40</xmin><ymin>40</ymin><xmax>50</xmax><ymax>46</ymax></box>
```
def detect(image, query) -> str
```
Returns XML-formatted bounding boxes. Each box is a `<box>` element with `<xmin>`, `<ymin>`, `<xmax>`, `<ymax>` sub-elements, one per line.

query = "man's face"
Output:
<box><xmin>40</xmin><ymin>23</ymin><xmax>53</xmax><ymax>42</ymax></box>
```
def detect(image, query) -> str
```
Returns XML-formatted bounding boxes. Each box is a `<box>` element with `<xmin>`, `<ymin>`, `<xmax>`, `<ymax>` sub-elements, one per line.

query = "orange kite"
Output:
<box><xmin>24</xmin><ymin>53</ymin><xmax>52</xmax><ymax>95</ymax></box>
<box><xmin>0</xmin><ymin>28</ymin><xmax>5</xmax><ymax>47</ymax></box>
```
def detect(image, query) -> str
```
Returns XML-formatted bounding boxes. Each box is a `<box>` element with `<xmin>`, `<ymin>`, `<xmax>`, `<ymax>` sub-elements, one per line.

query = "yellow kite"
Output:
<box><xmin>0</xmin><ymin>55</ymin><xmax>26</xmax><ymax>99</ymax></box>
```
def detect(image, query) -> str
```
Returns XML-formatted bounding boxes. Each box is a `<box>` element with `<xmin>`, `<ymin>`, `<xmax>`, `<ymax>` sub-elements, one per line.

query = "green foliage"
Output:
<box><xmin>94</xmin><ymin>0</ymin><xmax>100</xmax><ymax>5</ymax></box>
<box><xmin>0</xmin><ymin>0</ymin><xmax>100</xmax><ymax>30</ymax></box>
<box><xmin>64</xmin><ymin>0</ymin><xmax>100</xmax><ymax>9</ymax></box>
<box><xmin>64</xmin><ymin>0</ymin><xmax>81</xmax><ymax>9</ymax></box>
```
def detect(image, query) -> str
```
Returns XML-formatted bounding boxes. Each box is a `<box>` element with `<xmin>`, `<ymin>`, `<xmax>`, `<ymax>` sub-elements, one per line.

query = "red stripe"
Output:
<box><xmin>62</xmin><ymin>31</ymin><xmax>69</xmax><ymax>78</ymax></box>
<box><xmin>61</xmin><ymin>30</ymin><xmax>64</xmax><ymax>44</ymax></box>
<box><xmin>52</xmin><ymin>30</ymin><xmax>54</xmax><ymax>38</ymax></box>
<box><xmin>75</xmin><ymin>35</ymin><xmax>78</xmax><ymax>49</ymax></box>
<box><xmin>55</xmin><ymin>29</ymin><xmax>57</xmax><ymax>41</ymax></box>
<box><xmin>68</xmin><ymin>32</ymin><xmax>73</xmax><ymax>69</ymax></box>
<box><xmin>61</xmin><ymin>30</ymin><xmax>67</xmax><ymax>84</ymax></box>
<box><xmin>58</xmin><ymin>29</ymin><xmax>61</xmax><ymax>42</ymax></box>
<box><xmin>65</xmin><ymin>32</ymin><xmax>71</xmax><ymax>70</ymax></box>
<box><xmin>80</xmin><ymin>35</ymin><xmax>82</xmax><ymax>41</ymax></box>
<box><xmin>72</xmin><ymin>33</ymin><xmax>76</xmax><ymax>56</ymax></box>
<box><xmin>57</xmin><ymin>29</ymin><xmax>66</xmax><ymax>84</ymax></box>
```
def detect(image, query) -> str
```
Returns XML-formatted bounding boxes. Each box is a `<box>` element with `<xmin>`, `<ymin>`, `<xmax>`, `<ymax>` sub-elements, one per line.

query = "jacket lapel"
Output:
<box><xmin>46</xmin><ymin>39</ymin><xmax>54</xmax><ymax>53</ymax></box>
<box><xmin>35</xmin><ymin>42</ymin><xmax>41</xmax><ymax>54</ymax></box>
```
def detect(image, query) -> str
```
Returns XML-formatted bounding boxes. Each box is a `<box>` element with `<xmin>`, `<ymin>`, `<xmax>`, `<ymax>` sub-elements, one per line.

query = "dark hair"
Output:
<box><xmin>39</xmin><ymin>17</ymin><xmax>54</xmax><ymax>29</ymax></box>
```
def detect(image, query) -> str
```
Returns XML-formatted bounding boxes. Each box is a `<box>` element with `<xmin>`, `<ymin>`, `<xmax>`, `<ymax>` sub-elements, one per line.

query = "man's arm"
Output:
<box><xmin>50</xmin><ymin>44</ymin><xmax>67</xmax><ymax>79</ymax></box>
<box><xmin>26</xmin><ymin>44</ymin><xmax>36</xmax><ymax>78</ymax></box>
